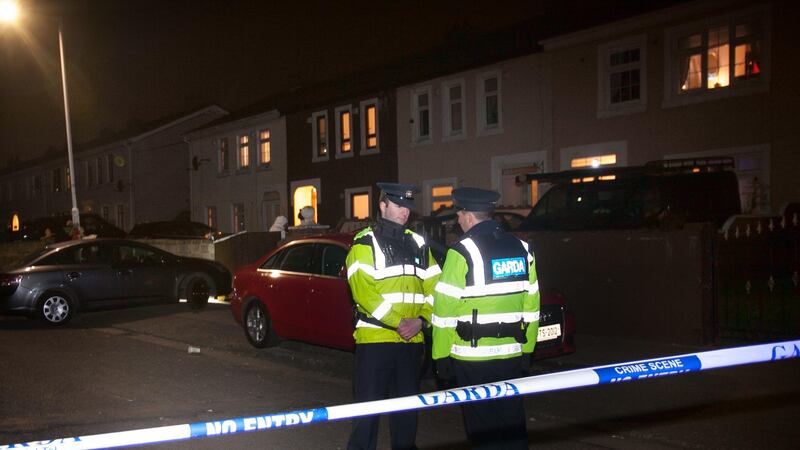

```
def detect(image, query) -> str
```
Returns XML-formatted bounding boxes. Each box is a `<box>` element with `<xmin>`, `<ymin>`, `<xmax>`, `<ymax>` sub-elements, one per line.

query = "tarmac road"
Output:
<box><xmin>0</xmin><ymin>302</ymin><xmax>798</xmax><ymax>449</ymax></box>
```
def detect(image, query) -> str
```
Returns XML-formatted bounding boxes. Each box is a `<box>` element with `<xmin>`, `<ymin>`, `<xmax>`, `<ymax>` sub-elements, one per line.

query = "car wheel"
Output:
<box><xmin>244</xmin><ymin>301</ymin><xmax>277</xmax><ymax>348</ymax></box>
<box><xmin>37</xmin><ymin>292</ymin><xmax>74</xmax><ymax>326</ymax></box>
<box><xmin>185</xmin><ymin>276</ymin><xmax>211</xmax><ymax>310</ymax></box>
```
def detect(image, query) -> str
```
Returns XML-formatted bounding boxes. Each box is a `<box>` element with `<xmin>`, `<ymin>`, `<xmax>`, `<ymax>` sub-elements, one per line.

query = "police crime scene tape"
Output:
<box><xmin>2</xmin><ymin>339</ymin><xmax>798</xmax><ymax>450</ymax></box>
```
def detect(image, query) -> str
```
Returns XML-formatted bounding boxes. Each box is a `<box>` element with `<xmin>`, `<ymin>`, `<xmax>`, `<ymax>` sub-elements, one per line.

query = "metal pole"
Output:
<box><xmin>58</xmin><ymin>20</ymin><xmax>80</xmax><ymax>232</ymax></box>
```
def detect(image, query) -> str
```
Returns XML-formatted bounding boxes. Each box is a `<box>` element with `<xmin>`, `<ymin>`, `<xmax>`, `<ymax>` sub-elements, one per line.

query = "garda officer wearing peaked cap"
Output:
<box><xmin>345</xmin><ymin>181</ymin><xmax>440</xmax><ymax>449</ymax></box>
<box><xmin>432</xmin><ymin>186</ymin><xmax>540</xmax><ymax>449</ymax></box>
<box><xmin>377</xmin><ymin>182</ymin><xmax>419</xmax><ymax>209</ymax></box>
<box><xmin>452</xmin><ymin>187</ymin><xmax>501</xmax><ymax>211</ymax></box>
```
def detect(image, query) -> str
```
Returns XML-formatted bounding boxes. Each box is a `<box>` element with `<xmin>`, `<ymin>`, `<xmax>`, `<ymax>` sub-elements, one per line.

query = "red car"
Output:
<box><xmin>229</xmin><ymin>234</ymin><xmax>575</xmax><ymax>359</ymax></box>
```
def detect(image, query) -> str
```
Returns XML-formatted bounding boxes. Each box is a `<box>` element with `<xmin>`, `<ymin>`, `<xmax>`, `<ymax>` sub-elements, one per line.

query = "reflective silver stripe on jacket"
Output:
<box><xmin>372</xmin><ymin>292</ymin><xmax>427</xmax><ymax>320</ymax></box>
<box><xmin>451</xmin><ymin>343</ymin><xmax>523</xmax><ymax>357</ymax></box>
<box><xmin>431</xmin><ymin>311</ymin><xmax>540</xmax><ymax>328</ymax></box>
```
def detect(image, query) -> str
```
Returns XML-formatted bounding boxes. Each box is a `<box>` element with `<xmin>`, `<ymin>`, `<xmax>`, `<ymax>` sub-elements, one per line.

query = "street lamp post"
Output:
<box><xmin>1</xmin><ymin>0</ymin><xmax>80</xmax><ymax>232</ymax></box>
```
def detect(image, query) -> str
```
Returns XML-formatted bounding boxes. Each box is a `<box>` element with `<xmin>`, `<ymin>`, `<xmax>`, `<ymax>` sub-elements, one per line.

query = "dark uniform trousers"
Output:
<box><xmin>348</xmin><ymin>342</ymin><xmax>423</xmax><ymax>450</ymax></box>
<box><xmin>453</xmin><ymin>356</ymin><xmax>528</xmax><ymax>450</ymax></box>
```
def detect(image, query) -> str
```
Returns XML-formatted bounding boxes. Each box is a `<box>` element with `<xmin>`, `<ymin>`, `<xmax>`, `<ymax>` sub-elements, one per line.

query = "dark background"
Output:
<box><xmin>0</xmin><ymin>0</ymin><xmax>679</xmax><ymax>167</ymax></box>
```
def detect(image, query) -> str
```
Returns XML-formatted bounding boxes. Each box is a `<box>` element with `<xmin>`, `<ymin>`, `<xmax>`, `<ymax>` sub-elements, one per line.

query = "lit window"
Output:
<box><xmin>412</xmin><ymin>87</ymin><xmax>432</xmax><ymax>143</ymax></box>
<box><xmin>206</xmin><ymin>206</ymin><xmax>216</xmax><ymax>228</ymax></box>
<box><xmin>233</xmin><ymin>203</ymin><xmax>246</xmax><ymax>233</ymax></box>
<box><xmin>477</xmin><ymin>71</ymin><xmax>502</xmax><ymax>134</ymax></box>
<box><xmin>219</xmin><ymin>137</ymin><xmax>229</xmax><ymax>172</ymax></box>
<box><xmin>311</xmin><ymin>111</ymin><xmax>329</xmax><ymax>161</ymax></box>
<box><xmin>238</xmin><ymin>135</ymin><xmax>250</xmax><ymax>168</ymax></box>
<box><xmin>65</xmin><ymin>167</ymin><xmax>71</xmax><ymax>192</ymax></box>
<box><xmin>431</xmin><ymin>184</ymin><xmax>453</xmax><ymax>212</ymax></box>
<box><xmin>571</xmin><ymin>154</ymin><xmax>617</xmax><ymax>168</ymax></box>
<box><xmin>345</xmin><ymin>188</ymin><xmax>372</xmax><ymax>219</ymax></box>
<box><xmin>360</xmin><ymin>99</ymin><xmax>380</xmax><ymax>155</ymax></box>
<box><xmin>292</xmin><ymin>185</ymin><xmax>318</xmax><ymax>226</ymax></box>
<box><xmin>340</xmin><ymin>110</ymin><xmax>351</xmax><ymax>153</ymax></box>
<box><xmin>335</xmin><ymin>106</ymin><xmax>353</xmax><ymax>158</ymax></box>
<box><xmin>259</xmin><ymin>129</ymin><xmax>271</xmax><ymax>165</ymax></box>
<box><xmin>443</xmin><ymin>80</ymin><xmax>465</xmax><ymax>138</ymax></box>
<box><xmin>667</xmin><ymin>8</ymin><xmax>767</xmax><ymax>102</ymax></box>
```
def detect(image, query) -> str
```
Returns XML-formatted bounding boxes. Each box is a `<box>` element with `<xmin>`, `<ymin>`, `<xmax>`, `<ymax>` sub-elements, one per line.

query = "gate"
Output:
<box><xmin>714</xmin><ymin>204</ymin><xmax>800</xmax><ymax>341</ymax></box>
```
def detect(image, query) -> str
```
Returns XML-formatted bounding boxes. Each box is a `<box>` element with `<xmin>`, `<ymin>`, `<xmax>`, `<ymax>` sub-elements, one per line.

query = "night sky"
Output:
<box><xmin>0</xmin><ymin>0</ymin><xmax>674</xmax><ymax>167</ymax></box>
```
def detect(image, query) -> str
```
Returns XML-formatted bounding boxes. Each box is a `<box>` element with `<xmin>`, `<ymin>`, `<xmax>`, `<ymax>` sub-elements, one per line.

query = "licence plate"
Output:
<box><xmin>537</xmin><ymin>324</ymin><xmax>562</xmax><ymax>342</ymax></box>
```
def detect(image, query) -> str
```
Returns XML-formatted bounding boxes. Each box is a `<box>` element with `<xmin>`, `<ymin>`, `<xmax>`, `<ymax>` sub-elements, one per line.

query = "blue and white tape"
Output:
<box><xmin>2</xmin><ymin>339</ymin><xmax>798</xmax><ymax>450</ymax></box>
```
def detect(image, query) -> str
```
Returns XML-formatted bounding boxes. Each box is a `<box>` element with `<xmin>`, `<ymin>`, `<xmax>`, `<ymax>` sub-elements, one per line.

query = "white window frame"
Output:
<box><xmin>411</xmin><ymin>86</ymin><xmax>433</xmax><ymax>145</ymax></box>
<box><xmin>218</xmin><ymin>137</ymin><xmax>229</xmax><ymax>173</ymax></box>
<box><xmin>344</xmin><ymin>186</ymin><xmax>373</xmax><ymax>219</ymax></box>
<box><xmin>598</xmin><ymin>34</ymin><xmax>647</xmax><ymax>118</ymax></box>
<box><xmin>115</xmin><ymin>204</ymin><xmax>126</xmax><ymax>230</ymax></box>
<box><xmin>559</xmin><ymin>141</ymin><xmax>628</xmax><ymax>171</ymax></box>
<box><xmin>258</xmin><ymin>129</ymin><xmax>271</xmax><ymax>166</ymax></box>
<box><xmin>335</xmin><ymin>105</ymin><xmax>354</xmax><ymax>159</ymax></box>
<box><xmin>237</xmin><ymin>134</ymin><xmax>251</xmax><ymax>169</ymax></box>
<box><xmin>423</xmin><ymin>177</ymin><xmax>458</xmax><ymax>214</ymax></box>
<box><xmin>662</xmin><ymin>4</ymin><xmax>771</xmax><ymax>108</ymax></box>
<box><xmin>360</xmin><ymin>98</ymin><xmax>380</xmax><ymax>155</ymax></box>
<box><xmin>232</xmin><ymin>202</ymin><xmax>246</xmax><ymax>233</ymax></box>
<box><xmin>476</xmin><ymin>69</ymin><xmax>503</xmax><ymax>136</ymax></box>
<box><xmin>311</xmin><ymin>111</ymin><xmax>329</xmax><ymax>163</ymax></box>
<box><xmin>442</xmin><ymin>78</ymin><xmax>467</xmax><ymax>140</ymax></box>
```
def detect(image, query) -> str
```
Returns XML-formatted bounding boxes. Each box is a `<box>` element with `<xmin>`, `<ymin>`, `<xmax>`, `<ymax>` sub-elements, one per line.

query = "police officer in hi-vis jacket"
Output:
<box><xmin>432</xmin><ymin>187</ymin><xmax>540</xmax><ymax>449</ymax></box>
<box><xmin>346</xmin><ymin>182</ymin><xmax>441</xmax><ymax>450</ymax></box>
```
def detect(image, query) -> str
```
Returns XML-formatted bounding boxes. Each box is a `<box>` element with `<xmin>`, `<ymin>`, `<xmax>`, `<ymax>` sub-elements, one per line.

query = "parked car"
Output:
<box><xmin>128</xmin><ymin>220</ymin><xmax>222</xmax><ymax>240</ymax></box>
<box><xmin>4</xmin><ymin>213</ymin><xmax>126</xmax><ymax>242</ymax></box>
<box><xmin>229</xmin><ymin>234</ymin><xmax>575</xmax><ymax>359</ymax></box>
<box><xmin>0</xmin><ymin>239</ymin><xmax>232</xmax><ymax>325</ymax></box>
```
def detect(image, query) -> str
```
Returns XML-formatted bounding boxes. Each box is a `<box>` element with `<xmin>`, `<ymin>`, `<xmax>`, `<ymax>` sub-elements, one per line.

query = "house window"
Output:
<box><xmin>360</xmin><ymin>99</ymin><xmax>380</xmax><ymax>155</ymax></box>
<box><xmin>345</xmin><ymin>187</ymin><xmax>372</xmax><ymax>219</ymax></box>
<box><xmin>115</xmin><ymin>204</ymin><xmax>126</xmax><ymax>230</ymax></box>
<box><xmin>311</xmin><ymin>111</ymin><xmax>329</xmax><ymax>162</ymax></box>
<box><xmin>218</xmin><ymin>137</ymin><xmax>229</xmax><ymax>172</ymax></box>
<box><xmin>477</xmin><ymin>71</ymin><xmax>502</xmax><ymax>134</ymax></box>
<box><xmin>65</xmin><ymin>167</ymin><xmax>71</xmax><ymax>192</ymax></box>
<box><xmin>106</xmin><ymin>154</ymin><xmax>114</xmax><ymax>183</ymax></box>
<box><xmin>430</xmin><ymin>184</ymin><xmax>454</xmax><ymax>212</ymax></box>
<box><xmin>259</xmin><ymin>129</ymin><xmax>271</xmax><ymax>165</ymax></box>
<box><xmin>291</xmin><ymin>182</ymin><xmax>319</xmax><ymax>226</ymax></box>
<box><xmin>52</xmin><ymin>168</ymin><xmax>62</xmax><ymax>192</ymax></box>
<box><xmin>412</xmin><ymin>87</ymin><xmax>432</xmax><ymax>143</ymax></box>
<box><xmin>665</xmin><ymin>6</ymin><xmax>769</xmax><ymax>106</ymax></box>
<box><xmin>85</xmin><ymin>161</ymin><xmax>94</xmax><ymax>188</ymax></box>
<box><xmin>233</xmin><ymin>203</ymin><xmax>246</xmax><ymax>233</ymax></box>
<box><xmin>238</xmin><ymin>134</ymin><xmax>250</xmax><ymax>169</ymax></box>
<box><xmin>443</xmin><ymin>80</ymin><xmax>465</xmax><ymax>138</ymax></box>
<box><xmin>598</xmin><ymin>35</ymin><xmax>647</xmax><ymax>117</ymax></box>
<box><xmin>335</xmin><ymin>106</ymin><xmax>353</xmax><ymax>158</ymax></box>
<box><xmin>571</xmin><ymin>154</ymin><xmax>618</xmax><ymax>169</ymax></box>
<box><xmin>560</xmin><ymin>140</ymin><xmax>628</xmax><ymax>171</ymax></box>
<box><xmin>206</xmin><ymin>206</ymin><xmax>217</xmax><ymax>228</ymax></box>
<box><xmin>96</xmin><ymin>157</ymin><xmax>104</xmax><ymax>185</ymax></box>
<box><xmin>101</xmin><ymin>206</ymin><xmax>110</xmax><ymax>222</ymax></box>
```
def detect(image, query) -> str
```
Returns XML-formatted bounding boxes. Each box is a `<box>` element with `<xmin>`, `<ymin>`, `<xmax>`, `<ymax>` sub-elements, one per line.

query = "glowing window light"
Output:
<box><xmin>571</xmin><ymin>154</ymin><xmax>617</xmax><ymax>168</ymax></box>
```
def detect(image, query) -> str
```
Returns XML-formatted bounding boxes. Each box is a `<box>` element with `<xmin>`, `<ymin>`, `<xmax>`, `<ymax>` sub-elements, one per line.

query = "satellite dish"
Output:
<box><xmin>113</xmin><ymin>155</ymin><xmax>126</xmax><ymax>167</ymax></box>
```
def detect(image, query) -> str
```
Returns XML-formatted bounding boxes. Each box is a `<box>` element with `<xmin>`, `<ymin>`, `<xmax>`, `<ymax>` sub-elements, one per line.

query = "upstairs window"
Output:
<box><xmin>218</xmin><ymin>137</ymin><xmax>229</xmax><ymax>172</ymax></box>
<box><xmin>598</xmin><ymin>35</ymin><xmax>647</xmax><ymax>117</ymax></box>
<box><xmin>443</xmin><ymin>79</ymin><xmax>465</xmax><ymax>139</ymax></box>
<box><xmin>477</xmin><ymin>71</ymin><xmax>502</xmax><ymax>134</ymax></box>
<box><xmin>96</xmin><ymin>157</ymin><xmax>104</xmax><ymax>185</ymax></box>
<box><xmin>311</xmin><ymin>111</ymin><xmax>329</xmax><ymax>162</ymax></box>
<box><xmin>411</xmin><ymin>87</ymin><xmax>432</xmax><ymax>143</ymax></box>
<box><xmin>335</xmin><ymin>106</ymin><xmax>353</xmax><ymax>158</ymax></box>
<box><xmin>206</xmin><ymin>206</ymin><xmax>216</xmax><ymax>228</ymax></box>
<box><xmin>259</xmin><ymin>129</ymin><xmax>271</xmax><ymax>165</ymax></box>
<box><xmin>360</xmin><ymin>99</ymin><xmax>380</xmax><ymax>155</ymax></box>
<box><xmin>106</xmin><ymin>154</ymin><xmax>115</xmax><ymax>183</ymax></box>
<box><xmin>238</xmin><ymin>134</ymin><xmax>250</xmax><ymax>169</ymax></box>
<box><xmin>85</xmin><ymin>160</ymin><xmax>94</xmax><ymax>188</ymax></box>
<box><xmin>665</xmin><ymin>6</ymin><xmax>769</xmax><ymax>106</ymax></box>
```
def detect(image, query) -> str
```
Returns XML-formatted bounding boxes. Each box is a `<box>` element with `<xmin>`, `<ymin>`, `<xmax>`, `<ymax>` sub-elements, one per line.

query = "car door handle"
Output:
<box><xmin>66</xmin><ymin>272</ymin><xmax>80</xmax><ymax>281</ymax></box>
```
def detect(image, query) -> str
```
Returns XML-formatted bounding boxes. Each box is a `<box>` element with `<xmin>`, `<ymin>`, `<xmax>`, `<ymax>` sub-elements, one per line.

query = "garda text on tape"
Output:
<box><xmin>2</xmin><ymin>339</ymin><xmax>798</xmax><ymax>450</ymax></box>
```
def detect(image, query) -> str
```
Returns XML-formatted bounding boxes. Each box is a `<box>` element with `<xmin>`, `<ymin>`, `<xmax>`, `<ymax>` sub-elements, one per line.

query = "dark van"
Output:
<box><xmin>517</xmin><ymin>157</ymin><xmax>741</xmax><ymax>231</ymax></box>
